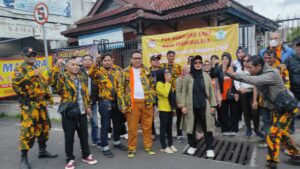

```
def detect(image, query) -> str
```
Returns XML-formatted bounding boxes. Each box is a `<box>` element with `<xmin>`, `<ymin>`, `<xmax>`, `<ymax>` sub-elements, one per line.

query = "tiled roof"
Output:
<box><xmin>62</xmin><ymin>0</ymin><xmax>228</xmax><ymax>36</ymax></box>
<box><xmin>62</xmin><ymin>0</ymin><xmax>278</xmax><ymax>37</ymax></box>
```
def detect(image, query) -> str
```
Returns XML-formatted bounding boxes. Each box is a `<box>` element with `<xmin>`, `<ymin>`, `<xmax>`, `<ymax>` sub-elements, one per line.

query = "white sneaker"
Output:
<box><xmin>108</xmin><ymin>133</ymin><xmax>112</xmax><ymax>140</ymax></box>
<box><xmin>120</xmin><ymin>134</ymin><xmax>128</xmax><ymax>140</ymax></box>
<box><xmin>65</xmin><ymin>160</ymin><xmax>75</xmax><ymax>169</ymax></box>
<box><xmin>160</xmin><ymin>147</ymin><xmax>174</xmax><ymax>154</ymax></box>
<box><xmin>206</xmin><ymin>150</ymin><xmax>215</xmax><ymax>158</ymax></box>
<box><xmin>222</xmin><ymin>132</ymin><xmax>229</xmax><ymax>136</ymax></box>
<box><xmin>82</xmin><ymin>155</ymin><xmax>97</xmax><ymax>165</ymax></box>
<box><xmin>229</xmin><ymin>132</ymin><xmax>236</xmax><ymax>136</ymax></box>
<box><xmin>170</xmin><ymin>145</ymin><xmax>178</xmax><ymax>152</ymax></box>
<box><xmin>187</xmin><ymin>147</ymin><xmax>197</xmax><ymax>155</ymax></box>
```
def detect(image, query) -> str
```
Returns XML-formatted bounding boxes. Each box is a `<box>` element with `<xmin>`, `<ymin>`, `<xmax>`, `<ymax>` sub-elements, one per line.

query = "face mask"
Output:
<box><xmin>269</xmin><ymin>40</ymin><xmax>278</xmax><ymax>47</ymax></box>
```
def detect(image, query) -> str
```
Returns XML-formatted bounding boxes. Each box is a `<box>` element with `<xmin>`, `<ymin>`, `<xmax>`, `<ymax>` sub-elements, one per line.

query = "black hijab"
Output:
<box><xmin>190</xmin><ymin>55</ymin><xmax>206</xmax><ymax>108</ymax></box>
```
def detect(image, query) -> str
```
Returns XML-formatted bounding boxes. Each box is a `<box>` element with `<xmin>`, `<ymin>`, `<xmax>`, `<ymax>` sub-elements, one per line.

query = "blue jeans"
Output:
<box><xmin>259</xmin><ymin>107</ymin><xmax>271</xmax><ymax>136</ymax></box>
<box><xmin>90</xmin><ymin>103</ymin><xmax>99</xmax><ymax>144</ymax></box>
<box><xmin>98</xmin><ymin>100</ymin><xmax>122</xmax><ymax>150</ymax></box>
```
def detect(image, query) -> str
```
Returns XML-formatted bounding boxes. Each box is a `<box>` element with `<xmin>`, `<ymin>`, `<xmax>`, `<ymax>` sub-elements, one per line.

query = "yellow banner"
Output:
<box><xmin>0</xmin><ymin>56</ymin><xmax>53</xmax><ymax>98</ymax></box>
<box><xmin>142</xmin><ymin>24</ymin><xmax>239</xmax><ymax>67</ymax></box>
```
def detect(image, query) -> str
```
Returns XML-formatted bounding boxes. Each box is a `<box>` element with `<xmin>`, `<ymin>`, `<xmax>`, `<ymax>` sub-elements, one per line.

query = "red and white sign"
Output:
<box><xmin>33</xmin><ymin>3</ymin><xmax>49</xmax><ymax>25</ymax></box>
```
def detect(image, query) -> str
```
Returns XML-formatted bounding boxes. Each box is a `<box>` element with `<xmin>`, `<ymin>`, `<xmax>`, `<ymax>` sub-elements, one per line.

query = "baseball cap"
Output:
<box><xmin>22</xmin><ymin>47</ymin><xmax>37</xmax><ymax>56</ymax></box>
<box><xmin>150</xmin><ymin>54</ymin><xmax>162</xmax><ymax>61</ymax></box>
<box><xmin>293</xmin><ymin>36</ymin><xmax>300</xmax><ymax>46</ymax></box>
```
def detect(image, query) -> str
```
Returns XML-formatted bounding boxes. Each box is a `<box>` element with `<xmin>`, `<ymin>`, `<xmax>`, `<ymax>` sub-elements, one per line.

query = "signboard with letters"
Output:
<box><xmin>0</xmin><ymin>0</ymin><xmax>71</xmax><ymax>17</ymax></box>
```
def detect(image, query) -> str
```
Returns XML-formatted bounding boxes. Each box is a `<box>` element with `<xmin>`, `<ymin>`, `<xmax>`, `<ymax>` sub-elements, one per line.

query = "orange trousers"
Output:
<box><xmin>126</xmin><ymin>99</ymin><xmax>153</xmax><ymax>151</ymax></box>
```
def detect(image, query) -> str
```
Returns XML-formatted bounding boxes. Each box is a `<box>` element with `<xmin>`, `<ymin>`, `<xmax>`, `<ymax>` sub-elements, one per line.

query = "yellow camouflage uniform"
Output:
<box><xmin>112</xmin><ymin>64</ymin><xmax>122</xmax><ymax>72</ymax></box>
<box><xmin>89</xmin><ymin>66</ymin><xmax>120</xmax><ymax>101</ymax></box>
<box><xmin>160</xmin><ymin>63</ymin><xmax>181</xmax><ymax>91</ymax></box>
<box><xmin>117</xmin><ymin>64</ymin><xmax>156</xmax><ymax>113</ymax></box>
<box><xmin>12</xmin><ymin>62</ymin><xmax>53</xmax><ymax>151</ymax></box>
<box><xmin>48</xmin><ymin>65</ymin><xmax>91</xmax><ymax>110</ymax></box>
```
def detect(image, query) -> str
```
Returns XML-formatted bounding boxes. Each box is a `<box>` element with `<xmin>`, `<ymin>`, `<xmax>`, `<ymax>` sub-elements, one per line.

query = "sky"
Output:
<box><xmin>237</xmin><ymin>0</ymin><xmax>300</xmax><ymax>20</ymax></box>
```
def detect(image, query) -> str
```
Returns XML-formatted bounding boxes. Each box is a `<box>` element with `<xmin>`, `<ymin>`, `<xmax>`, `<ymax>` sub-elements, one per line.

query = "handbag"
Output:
<box><xmin>58</xmin><ymin>77</ymin><xmax>81</xmax><ymax>119</ymax></box>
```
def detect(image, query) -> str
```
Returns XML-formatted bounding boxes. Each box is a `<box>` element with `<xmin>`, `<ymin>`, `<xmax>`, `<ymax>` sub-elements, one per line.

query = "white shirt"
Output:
<box><xmin>233</xmin><ymin>60</ymin><xmax>242</xmax><ymax>70</ymax></box>
<box><xmin>234</xmin><ymin>68</ymin><xmax>254</xmax><ymax>91</ymax></box>
<box><xmin>133</xmin><ymin>68</ymin><xmax>145</xmax><ymax>99</ymax></box>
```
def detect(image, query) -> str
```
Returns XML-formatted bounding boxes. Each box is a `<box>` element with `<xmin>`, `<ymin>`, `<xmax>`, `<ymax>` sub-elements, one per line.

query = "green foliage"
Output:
<box><xmin>287</xmin><ymin>27</ymin><xmax>300</xmax><ymax>42</ymax></box>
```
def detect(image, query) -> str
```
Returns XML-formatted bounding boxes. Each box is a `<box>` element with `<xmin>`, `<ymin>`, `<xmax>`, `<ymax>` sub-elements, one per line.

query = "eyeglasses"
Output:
<box><xmin>25</xmin><ymin>53</ymin><xmax>37</xmax><ymax>58</ymax></box>
<box><xmin>194</xmin><ymin>61</ymin><xmax>203</xmax><ymax>65</ymax></box>
<box><xmin>132</xmin><ymin>57</ymin><xmax>142</xmax><ymax>60</ymax></box>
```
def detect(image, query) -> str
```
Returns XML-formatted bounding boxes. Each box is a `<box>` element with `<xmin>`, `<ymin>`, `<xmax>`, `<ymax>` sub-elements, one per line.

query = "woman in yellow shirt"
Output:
<box><xmin>156</xmin><ymin>68</ymin><xmax>178</xmax><ymax>154</ymax></box>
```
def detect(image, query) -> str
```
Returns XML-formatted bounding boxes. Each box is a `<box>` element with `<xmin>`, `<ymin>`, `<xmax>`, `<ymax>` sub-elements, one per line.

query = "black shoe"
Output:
<box><xmin>38</xmin><ymin>149</ymin><xmax>58</xmax><ymax>158</ymax></box>
<box><xmin>264</xmin><ymin>161</ymin><xmax>277</xmax><ymax>169</ymax></box>
<box><xmin>20</xmin><ymin>157</ymin><xmax>31</xmax><ymax>169</ymax></box>
<box><xmin>102</xmin><ymin>150</ymin><xmax>114</xmax><ymax>158</ymax></box>
<box><xmin>114</xmin><ymin>144</ymin><xmax>128</xmax><ymax>151</ymax></box>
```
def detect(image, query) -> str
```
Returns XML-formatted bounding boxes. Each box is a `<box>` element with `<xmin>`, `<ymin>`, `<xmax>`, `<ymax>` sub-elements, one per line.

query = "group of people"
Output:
<box><xmin>12</xmin><ymin>32</ymin><xmax>300</xmax><ymax>169</ymax></box>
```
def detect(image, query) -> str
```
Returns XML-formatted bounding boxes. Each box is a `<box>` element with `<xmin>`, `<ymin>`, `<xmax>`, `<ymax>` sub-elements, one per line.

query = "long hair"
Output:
<box><xmin>221</xmin><ymin>52</ymin><xmax>232</xmax><ymax>69</ymax></box>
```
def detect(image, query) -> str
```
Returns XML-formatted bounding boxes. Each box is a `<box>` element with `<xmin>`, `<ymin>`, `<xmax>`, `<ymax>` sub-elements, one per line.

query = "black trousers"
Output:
<box><xmin>240</xmin><ymin>92</ymin><xmax>260</xmax><ymax>132</ymax></box>
<box><xmin>219</xmin><ymin>100</ymin><xmax>239</xmax><ymax>133</ymax></box>
<box><xmin>176</xmin><ymin>107</ymin><xmax>183</xmax><ymax>136</ymax></box>
<box><xmin>188</xmin><ymin>107</ymin><xmax>214</xmax><ymax>150</ymax></box>
<box><xmin>62</xmin><ymin>114</ymin><xmax>90</xmax><ymax>162</ymax></box>
<box><xmin>159</xmin><ymin>111</ymin><xmax>173</xmax><ymax>149</ymax></box>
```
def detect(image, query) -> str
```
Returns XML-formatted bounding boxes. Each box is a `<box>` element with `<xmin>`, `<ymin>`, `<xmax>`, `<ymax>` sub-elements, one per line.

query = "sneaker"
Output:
<box><xmin>160</xmin><ymin>147</ymin><xmax>174</xmax><ymax>154</ymax></box>
<box><xmin>114</xmin><ymin>143</ymin><xmax>128</xmax><ymax>151</ymax></box>
<box><xmin>96</xmin><ymin>143</ymin><xmax>102</xmax><ymax>149</ymax></box>
<box><xmin>264</xmin><ymin>161</ymin><xmax>277</xmax><ymax>169</ymax></box>
<box><xmin>187</xmin><ymin>147</ymin><xmax>197</xmax><ymax>155</ymax></box>
<box><xmin>127</xmin><ymin>150</ymin><xmax>136</xmax><ymax>158</ymax></box>
<box><xmin>222</xmin><ymin>132</ymin><xmax>229</xmax><ymax>136</ymax></box>
<box><xmin>255</xmin><ymin>131</ymin><xmax>265</xmax><ymax>139</ymax></box>
<box><xmin>82</xmin><ymin>155</ymin><xmax>97</xmax><ymax>165</ymax></box>
<box><xmin>170</xmin><ymin>145</ymin><xmax>178</xmax><ymax>152</ymax></box>
<box><xmin>145</xmin><ymin>147</ymin><xmax>156</xmax><ymax>155</ymax></box>
<box><xmin>120</xmin><ymin>134</ymin><xmax>128</xmax><ymax>140</ymax></box>
<box><xmin>108</xmin><ymin>133</ymin><xmax>112</xmax><ymax>140</ymax></box>
<box><xmin>91</xmin><ymin>143</ymin><xmax>97</xmax><ymax>147</ymax></box>
<box><xmin>65</xmin><ymin>160</ymin><xmax>75</xmax><ymax>169</ymax></box>
<box><xmin>229</xmin><ymin>132</ymin><xmax>236</xmax><ymax>136</ymax></box>
<box><xmin>246</xmin><ymin>129</ymin><xmax>252</xmax><ymax>137</ymax></box>
<box><xmin>177</xmin><ymin>136</ymin><xmax>185</xmax><ymax>143</ymax></box>
<box><xmin>206</xmin><ymin>150</ymin><xmax>215</xmax><ymax>158</ymax></box>
<box><xmin>102</xmin><ymin>150</ymin><xmax>114</xmax><ymax>158</ymax></box>
<box><xmin>257</xmin><ymin>140</ymin><xmax>268</xmax><ymax>148</ymax></box>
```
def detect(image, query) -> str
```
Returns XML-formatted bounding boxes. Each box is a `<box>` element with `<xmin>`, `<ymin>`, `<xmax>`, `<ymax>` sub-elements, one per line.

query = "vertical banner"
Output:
<box><xmin>142</xmin><ymin>24</ymin><xmax>239</xmax><ymax>67</ymax></box>
<box><xmin>0</xmin><ymin>56</ymin><xmax>53</xmax><ymax>98</ymax></box>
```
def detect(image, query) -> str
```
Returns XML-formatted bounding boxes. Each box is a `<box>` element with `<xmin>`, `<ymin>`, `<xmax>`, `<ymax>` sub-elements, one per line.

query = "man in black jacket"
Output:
<box><xmin>285</xmin><ymin>36</ymin><xmax>300</xmax><ymax>119</ymax></box>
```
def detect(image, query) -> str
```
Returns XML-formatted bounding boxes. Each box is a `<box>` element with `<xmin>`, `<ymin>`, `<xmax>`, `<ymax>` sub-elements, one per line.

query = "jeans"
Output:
<box><xmin>259</xmin><ymin>107</ymin><xmax>272</xmax><ymax>135</ymax></box>
<box><xmin>62</xmin><ymin>114</ymin><xmax>90</xmax><ymax>163</ymax></box>
<box><xmin>90</xmin><ymin>103</ymin><xmax>99</xmax><ymax>144</ymax></box>
<box><xmin>98</xmin><ymin>100</ymin><xmax>122</xmax><ymax>150</ymax></box>
<box><xmin>159</xmin><ymin>111</ymin><xmax>173</xmax><ymax>149</ymax></box>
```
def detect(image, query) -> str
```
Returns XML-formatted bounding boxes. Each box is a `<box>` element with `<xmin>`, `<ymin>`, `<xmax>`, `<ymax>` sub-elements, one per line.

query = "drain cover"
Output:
<box><xmin>184</xmin><ymin>138</ymin><xmax>254</xmax><ymax>165</ymax></box>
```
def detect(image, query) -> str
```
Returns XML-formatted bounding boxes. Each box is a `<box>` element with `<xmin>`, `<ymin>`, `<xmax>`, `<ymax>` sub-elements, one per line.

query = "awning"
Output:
<box><xmin>0</xmin><ymin>36</ymin><xmax>52</xmax><ymax>59</ymax></box>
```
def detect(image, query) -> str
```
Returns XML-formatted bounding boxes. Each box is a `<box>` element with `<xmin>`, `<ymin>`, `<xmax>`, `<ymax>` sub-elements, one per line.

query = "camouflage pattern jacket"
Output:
<box><xmin>89</xmin><ymin>66</ymin><xmax>120</xmax><ymax>102</ymax></box>
<box><xmin>117</xmin><ymin>64</ymin><xmax>156</xmax><ymax>113</ymax></box>
<box><xmin>12</xmin><ymin>62</ymin><xmax>52</xmax><ymax>109</ymax></box>
<box><xmin>49</xmin><ymin>65</ymin><xmax>91</xmax><ymax>110</ymax></box>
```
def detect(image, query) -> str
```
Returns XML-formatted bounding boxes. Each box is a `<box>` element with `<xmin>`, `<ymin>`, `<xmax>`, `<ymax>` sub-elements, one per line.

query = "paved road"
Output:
<box><xmin>0</xmin><ymin>117</ymin><xmax>299</xmax><ymax>169</ymax></box>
